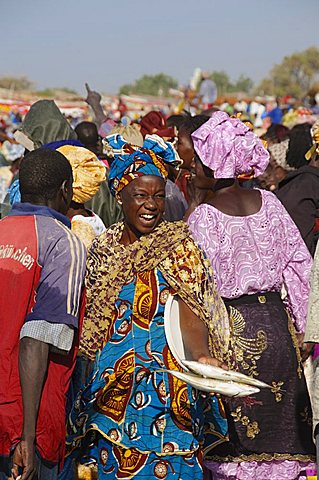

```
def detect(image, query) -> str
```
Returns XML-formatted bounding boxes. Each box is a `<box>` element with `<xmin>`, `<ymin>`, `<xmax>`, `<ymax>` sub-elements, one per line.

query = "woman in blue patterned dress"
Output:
<box><xmin>60</xmin><ymin>135</ymin><xmax>229</xmax><ymax>480</ymax></box>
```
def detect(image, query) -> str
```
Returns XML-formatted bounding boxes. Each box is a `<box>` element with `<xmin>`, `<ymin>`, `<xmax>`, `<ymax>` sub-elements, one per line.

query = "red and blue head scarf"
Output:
<box><xmin>105</xmin><ymin>134</ymin><xmax>180</xmax><ymax>197</ymax></box>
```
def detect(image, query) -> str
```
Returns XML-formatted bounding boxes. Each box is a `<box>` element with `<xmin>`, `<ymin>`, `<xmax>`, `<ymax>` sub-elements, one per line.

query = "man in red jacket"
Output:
<box><xmin>0</xmin><ymin>148</ymin><xmax>86</xmax><ymax>480</ymax></box>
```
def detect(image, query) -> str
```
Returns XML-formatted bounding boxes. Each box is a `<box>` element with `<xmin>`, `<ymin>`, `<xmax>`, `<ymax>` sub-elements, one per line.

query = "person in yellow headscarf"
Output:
<box><xmin>57</xmin><ymin>144</ymin><xmax>106</xmax><ymax>247</ymax></box>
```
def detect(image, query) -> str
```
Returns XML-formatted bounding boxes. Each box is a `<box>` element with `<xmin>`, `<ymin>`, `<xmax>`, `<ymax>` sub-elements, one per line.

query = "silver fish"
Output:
<box><xmin>182</xmin><ymin>360</ymin><xmax>270</xmax><ymax>389</ymax></box>
<box><xmin>163</xmin><ymin>369</ymin><xmax>260</xmax><ymax>397</ymax></box>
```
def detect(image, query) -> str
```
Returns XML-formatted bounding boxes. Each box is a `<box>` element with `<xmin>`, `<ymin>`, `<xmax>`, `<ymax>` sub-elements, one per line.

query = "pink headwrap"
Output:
<box><xmin>191</xmin><ymin>111</ymin><xmax>269</xmax><ymax>178</ymax></box>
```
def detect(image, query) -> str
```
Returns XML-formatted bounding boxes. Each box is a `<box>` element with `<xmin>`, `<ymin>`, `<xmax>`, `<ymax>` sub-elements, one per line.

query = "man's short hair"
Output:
<box><xmin>19</xmin><ymin>148</ymin><xmax>72</xmax><ymax>200</ymax></box>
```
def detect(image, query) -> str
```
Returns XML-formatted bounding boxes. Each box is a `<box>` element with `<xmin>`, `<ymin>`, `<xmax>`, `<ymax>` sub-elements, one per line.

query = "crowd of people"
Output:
<box><xmin>1</xmin><ymin>83</ymin><xmax>319</xmax><ymax>480</ymax></box>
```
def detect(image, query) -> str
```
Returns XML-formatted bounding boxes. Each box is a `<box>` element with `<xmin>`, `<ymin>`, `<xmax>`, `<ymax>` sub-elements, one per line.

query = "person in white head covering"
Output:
<box><xmin>0</xmin><ymin>141</ymin><xmax>24</xmax><ymax>203</ymax></box>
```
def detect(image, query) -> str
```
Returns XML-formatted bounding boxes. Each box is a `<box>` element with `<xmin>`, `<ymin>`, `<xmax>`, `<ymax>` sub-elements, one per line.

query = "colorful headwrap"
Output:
<box><xmin>305</xmin><ymin>120</ymin><xmax>319</xmax><ymax>162</ymax></box>
<box><xmin>57</xmin><ymin>145</ymin><xmax>106</xmax><ymax>204</ymax></box>
<box><xmin>191</xmin><ymin>111</ymin><xmax>269</xmax><ymax>179</ymax></box>
<box><xmin>105</xmin><ymin>134</ymin><xmax>180</xmax><ymax>196</ymax></box>
<box><xmin>108</xmin><ymin>124</ymin><xmax>144</xmax><ymax>147</ymax></box>
<box><xmin>139</xmin><ymin>111</ymin><xmax>175</xmax><ymax>139</ymax></box>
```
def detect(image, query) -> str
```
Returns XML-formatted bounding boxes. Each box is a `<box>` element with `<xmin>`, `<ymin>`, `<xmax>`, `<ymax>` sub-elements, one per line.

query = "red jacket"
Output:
<box><xmin>0</xmin><ymin>204</ymin><xmax>86</xmax><ymax>464</ymax></box>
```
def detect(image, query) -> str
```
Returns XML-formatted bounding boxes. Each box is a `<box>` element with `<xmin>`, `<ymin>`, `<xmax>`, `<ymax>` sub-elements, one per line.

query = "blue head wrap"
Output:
<box><xmin>42</xmin><ymin>139</ymin><xmax>83</xmax><ymax>150</ymax></box>
<box><xmin>105</xmin><ymin>134</ymin><xmax>180</xmax><ymax>197</ymax></box>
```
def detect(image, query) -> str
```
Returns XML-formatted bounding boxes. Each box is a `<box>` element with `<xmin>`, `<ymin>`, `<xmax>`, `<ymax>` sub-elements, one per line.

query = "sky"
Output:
<box><xmin>2</xmin><ymin>0</ymin><xmax>319</xmax><ymax>95</ymax></box>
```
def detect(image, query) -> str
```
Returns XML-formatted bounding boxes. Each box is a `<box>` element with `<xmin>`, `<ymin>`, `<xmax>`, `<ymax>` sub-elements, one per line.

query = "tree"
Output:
<box><xmin>0</xmin><ymin>76</ymin><xmax>34</xmax><ymax>91</ymax></box>
<box><xmin>232</xmin><ymin>74</ymin><xmax>254</xmax><ymax>93</ymax></box>
<box><xmin>119</xmin><ymin>84</ymin><xmax>131</xmax><ymax>95</ymax></box>
<box><xmin>58</xmin><ymin>87</ymin><xmax>78</xmax><ymax>94</ymax></box>
<box><xmin>209</xmin><ymin>71</ymin><xmax>253</xmax><ymax>95</ymax></box>
<box><xmin>36</xmin><ymin>87</ymin><xmax>78</xmax><ymax>97</ymax></box>
<box><xmin>209</xmin><ymin>71</ymin><xmax>230</xmax><ymax>96</ymax></box>
<box><xmin>36</xmin><ymin>88</ymin><xmax>56</xmax><ymax>97</ymax></box>
<box><xmin>119</xmin><ymin>73</ymin><xmax>178</xmax><ymax>97</ymax></box>
<box><xmin>257</xmin><ymin>47</ymin><xmax>319</xmax><ymax>97</ymax></box>
<box><xmin>255</xmin><ymin>78</ymin><xmax>275</xmax><ymax>96</ymax></box>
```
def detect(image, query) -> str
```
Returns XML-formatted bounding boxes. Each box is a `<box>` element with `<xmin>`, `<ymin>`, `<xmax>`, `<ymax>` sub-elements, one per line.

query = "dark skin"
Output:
<box><xmin>175</xmin><ymin>129</ymin><xmax>195</xmax><ymax>188</ymax></box>
<box><xmin>12</xmin><ymin>177</ymin><xmax>73</xmax><ymax>480</ymax></box>
<box><xmin>119</xmin><ymin>175</ymin><xmax>225</xmax><ymax>367</ymax></box>
<box><xmin>67</xmin><ymin>200</ymin><xmax>91</xmax><ymax>219</ymax></box>
<box><xmin>185</xmin><ymin>157</ymin><xmax>262</xmax><ymax>220</ymax></box>
<box><xmin>119</xmin><ymin>175</ymin><xmax>166</xmax><ymax>245</ymax></box>
<box><xmin>209</xmin><ymin>181</ymin><xmax>262</xmax><ymax>216</ymax></box>
<box><xmin>21</xmin><ymin>178</ymin><xmax>73</xmax><ymax>217</ymax></box>
<box><xmin>176</xmin><ymin>129</ymin><xmax>194</xmax><ymax>171</ymax></box>
<box><xmin>179</xmin><ymin>301</ymin><xmax>223</xmax><ymax>366</ymax></box>
<box><xmin>12</xmin><ymin>339</ymin><xmax>49</xmax><ymax>480</ymax></box>
<box><xmin>85</xmin><ymin>83</ymin><xmax>106</xmax><ymax>127</ymax></box>
<box><xmin>74</xmin><ymin>122</ymin><xmax>103</xmax><ymax>158</ymax></box>
<box><xmin>258</xmin><ymin>154</ymin><xmax>288</xmax><ymax>191</ymax></box>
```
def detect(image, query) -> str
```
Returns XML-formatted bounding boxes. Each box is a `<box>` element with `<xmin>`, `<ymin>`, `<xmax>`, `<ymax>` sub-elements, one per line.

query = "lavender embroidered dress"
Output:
<box><xmin>188</xmin><ymin>189</ymin><xmax>315</xmax><ymax>480</ymax></box>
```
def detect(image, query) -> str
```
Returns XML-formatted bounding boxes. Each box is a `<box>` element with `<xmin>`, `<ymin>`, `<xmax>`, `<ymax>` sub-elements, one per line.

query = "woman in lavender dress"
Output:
<box><xmin>185</xmin><ymin>111</ymin><xmax>315</xmax><ymax>480</ymax></box>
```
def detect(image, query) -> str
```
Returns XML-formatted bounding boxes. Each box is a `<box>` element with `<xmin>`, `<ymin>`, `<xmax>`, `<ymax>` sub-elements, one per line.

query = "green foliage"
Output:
<box><xmin>36</xmin><ymin>87</ymin><xmax>78</xmax><ymax>97</ymax></box>
<box><xmin>119</xmin><ymin>73</ymin><xmax>178</xmax><ymax>97</ymax></box>
<box><xmin>210</xmin><ymin>71</ymin><xmax>230</xmax><ymax>95</ymax></box>
<box><xmin>209</xmin><ymin>71</ymin><xmax>253</xmax><ymax>95</ymax></box>
<box><xmin>36</xmin><ymin>88</ymin><xmax>56</xmax><ymax>97</ymax></box>
<box><xmin>119</xmin><ymin>84</ymin><xmax>132</xmax><ymax>95</ymax></box>
<box><xmin>0</xmin><ymin>76</ymin><xmax>34</xmax><ymax>91</ymax></box>
<box><xmin>58</xmin><ymin>86</ymin><xmax>78</xmax><ymax>94</ymax></box>
<box><xmin>255</xmin><ymin>78</ymin><xmax>275</xmax><ymax>96</ymax></box>
<box><xmin>232</xmin><ymin>75</ymin><xmax>254</xmax><ymax>93</ymax></box>
<box><xmin>257</xmin><ymin>47</ymin><xmax>319</xmax><ymax>97</ymax></box>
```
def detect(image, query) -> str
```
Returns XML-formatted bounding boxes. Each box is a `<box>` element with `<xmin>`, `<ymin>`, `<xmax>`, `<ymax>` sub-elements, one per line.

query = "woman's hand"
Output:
<box><xmin>198</xmin><ymin>355</ymin><xmax>229</xmax><ymax>370</ymax></box>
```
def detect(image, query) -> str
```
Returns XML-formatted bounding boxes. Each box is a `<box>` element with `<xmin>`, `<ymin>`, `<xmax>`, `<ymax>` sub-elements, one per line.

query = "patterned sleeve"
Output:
<box><xmin>187</xmin><ymin>205</ymin><xmax>219</xmax><ymax>267</ymax></box>
<box><xmin>85</xmin><ymin>233</ymin><xmax>106</xmax><ymax>293</ymax></box>
<box><xmin>278</xmin><ymin>199</ymin><xmax>313</xmax><ymax>332</ymax></box>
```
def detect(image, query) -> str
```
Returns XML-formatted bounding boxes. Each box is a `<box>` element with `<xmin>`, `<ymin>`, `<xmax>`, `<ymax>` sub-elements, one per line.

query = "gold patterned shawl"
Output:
<box><xmin>80</xmin><ymin>220</ymin><xmax>229</xmax><ymax>362</ymax></box>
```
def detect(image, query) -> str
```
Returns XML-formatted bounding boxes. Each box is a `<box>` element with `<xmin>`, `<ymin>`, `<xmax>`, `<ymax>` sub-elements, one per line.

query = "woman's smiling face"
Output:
<box><xmin>120</xmin><ymin>175</ymin><xmax>166</xmax><ymax>242</ymax></box>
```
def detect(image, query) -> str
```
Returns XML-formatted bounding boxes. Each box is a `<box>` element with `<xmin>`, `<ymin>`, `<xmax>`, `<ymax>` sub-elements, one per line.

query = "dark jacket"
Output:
<box><xmin>276</xmin><ymin>165</ymin><xmax>319</xmax><ymax>256</ymax></box>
